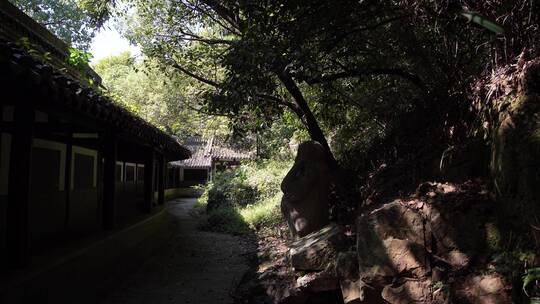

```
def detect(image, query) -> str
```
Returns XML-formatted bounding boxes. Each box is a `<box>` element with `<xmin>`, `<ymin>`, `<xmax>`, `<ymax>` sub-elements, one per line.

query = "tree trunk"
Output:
<box><xmin>278</xmin><ymin>71</ymin><xmax>355</xmax><ymax>221</ymax></box>
<box><xmin>277</xmin><ymin>71</ymin><xmax>339</xmax><ymax>170</ymax></box>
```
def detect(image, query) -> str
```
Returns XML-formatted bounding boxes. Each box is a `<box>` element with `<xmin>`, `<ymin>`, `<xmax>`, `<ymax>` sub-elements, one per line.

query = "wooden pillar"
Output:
<box><xmin>102</xmin><ymin>134</ymin><xmax>117</xmax><ymax>230</ymax></box>
<box><xmin>143</xmin><ymin>150</ymin><xmax>155</xmax><ymax>213</ymax></box>
<box><xmin>7</xmin><ymin>104</ymin><xmax>33</xmax><ymax>268</ymax></box>
<box><xmin>173</xmin><ymin>168</ymin><xmax>177</xmax><ymax>188</ymax></box>
<box><xmin>64</xmin><ymin>138</ymin><xmax>72</xmax><ymax>229</ymax></box>
<box><xmin>157</xmin><ymin>153</ymin><xmax>165</xmax><ymax>205</ymax></box>
<box><xmin>179</xmin><ymin>167</ymin><xmax>184</xmax><ymax>182</ymax></box>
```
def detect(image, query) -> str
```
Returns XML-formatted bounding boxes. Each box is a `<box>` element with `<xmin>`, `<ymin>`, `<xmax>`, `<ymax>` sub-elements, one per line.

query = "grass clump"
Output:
<box><xmin>204</xmin><ymin>207</ymin><xmax>251</xmax><ymax>234</ymax></box>
<box><xmin>198</xmin><ymin>160</ymin><xmax>292</xmax><ymax>234</ymax></box>
<box><xmin>240</xmin><ymin>194</ymin><xmax>283</xmax><ymax>228</ymax></box>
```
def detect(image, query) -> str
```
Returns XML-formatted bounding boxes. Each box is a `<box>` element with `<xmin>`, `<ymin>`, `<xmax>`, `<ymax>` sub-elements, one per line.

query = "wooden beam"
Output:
<box><xmin>64</xmin><ymin>134</ymin><xmax>72</xmax><ymax>230</ymax></box>
<box><xmin>157</xmin><ymin>153</ymin><xmax>165</xmax><ymax>205</ymax></box>
<box><xmin>143</xmin><ymin>149</ymin><xmax>155</xmax><ymax>213</ymax></box>
<box><xmin>33</xmin><ymin>123</ymin><xmax>95</xmax><ymax>134</ymax></box>
<box><xmin>102</xmin><ymin>133</ymin><xmax>117</xmax><ymax>230</ymax></box>
<box><xmin>7</xmin><ymin>103</ymin><xmax>33</xmax><ymax>268</ymax></box>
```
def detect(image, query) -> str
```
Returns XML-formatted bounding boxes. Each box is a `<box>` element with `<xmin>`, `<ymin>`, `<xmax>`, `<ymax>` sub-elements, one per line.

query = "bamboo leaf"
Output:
<box><xmin>461</xmin><ymin>11</ymin><xmax>505</xmax><ymax>34</ymax></box>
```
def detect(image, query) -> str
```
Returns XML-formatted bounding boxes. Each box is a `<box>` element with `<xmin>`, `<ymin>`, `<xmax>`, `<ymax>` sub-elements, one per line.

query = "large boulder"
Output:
<box><xmin>281</xmin><ymin>141</ymin><xmax>331</xmax><ymax>238</ymax></box>
<box><xmin>289</xmin><ymin>224</ymin><xmax>346</xmax><ymax>271</ymax></box>
<box><xmin>382</xmin><ymin>237</ymin><xmax>429</xmax><ymax>277</ymax></box>
<box><xmin>452</xmin><ymin>273</ymin><xmax>510</xmax><ymax>304</ymax></box>
<box><xmin>358</xmin><ymin>182</ymin><xmax>496</xmax><ymax>278</ymax></box>
<box><xmin>487</xmin><ymin>58</ymin><xmax>540</xmax><ymax>243</ymax></box>
<box><xmin>355</xmin><ymin>181</ymin><xmax>513</xmax><ymax>302</ymax></box>
<box><xmin>296</xmin><ymin>265</ymin><xmax>339</xmax><ymax>292</ymax></box>
<box><xmin>381</xmin><ymin>280</ymin><xmax>449</xmax><ymax>304</ymax></box>
<box><xmin>335</xmin><ymin>252</ymin><xmax>362</xmax><ymax>304</ymax></box>
<box><xmin>335</xmin><ymin>251</ymin><xmax>359</xmax><ymax>280</ymax></box>
<box><xmin>419</xmin><ymin>182</ymin><xmax>495</xmax><ymax>270</ymax></box>
<box><xmin>339</xmin><ymin>279</ymin><xmax>363</xmax><ymax>304</ymax></box>
<box><xmin>356</xmin><ymin>201</ymin><xmax>431</xmax><ymax>283</ymax></box>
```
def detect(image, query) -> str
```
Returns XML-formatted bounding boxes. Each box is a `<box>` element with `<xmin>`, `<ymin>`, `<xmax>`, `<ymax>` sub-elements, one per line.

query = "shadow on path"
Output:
<box><xmin>99</xmin><ymin>198</ymin><xmax>251</xmax><ymax>304</ymax></box>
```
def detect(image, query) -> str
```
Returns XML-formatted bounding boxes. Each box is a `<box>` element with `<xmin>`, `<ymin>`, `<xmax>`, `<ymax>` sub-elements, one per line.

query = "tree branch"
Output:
<box><xmin>255</xmin><ymin>93</ymin><xmax>306</xmax><ymax>124</ymax></box>
<box><xmin>187</xmin><ymin>2</ymin><xmax>242</xmax><ymax>36</ymax></box>
<box><xmin>199</xmin><ymin>0</ymin><xmax>244</xmax><ymax>32</ymax></box>
<box><xmin>175</xmin><ymin>29</ymin><xmax>234</xmax><ymax>45</ymax></box>
<box><xmin>42</xmin><ymin>17</ymin><xmax>69</xmax><ymax>26</ymax></box>
<box><xmin>156</xmin><ymin>32</ymin><xmax>233</xmax><ymax>46</ymax></box>
<box><xmin>176</xmin><ymin>96</ymin><xmax>233</xmax><ymax>118</ymax></box>
<box><xmin>307</xmin><ymin>67</ymin><xmax>427</xmax><ymax>92</ymax></box>
<box><xmin>277</xmin><ymin>71</ymin><xmax>338</xmax><ymax>168</ymax></box>
<box><xmin>167</xmin><ymin>58</ymin><xmax>220</xmax><ymax>88</ymax></box>
<box><xmin>333</xmin><ymin>15</ymin><xmax>407</xmax><ymax>44</ymax></box>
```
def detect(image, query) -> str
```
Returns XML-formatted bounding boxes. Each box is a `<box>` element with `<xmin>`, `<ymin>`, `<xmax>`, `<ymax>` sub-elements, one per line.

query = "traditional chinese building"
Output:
<box><xmin>167</xmin><ymin>136</ymin><xmax>252</xmax><ymax>188</ymax></box>
<box><xmin>0</xmin><ymin>2</ymin><xmax>191</xmax><ymax>302</ymax></box>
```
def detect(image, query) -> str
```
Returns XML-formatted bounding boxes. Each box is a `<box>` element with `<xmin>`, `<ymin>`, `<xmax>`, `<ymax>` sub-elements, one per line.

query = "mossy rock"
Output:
<box><xmin>491</xmin><ymin>64</ymin><xmax>540</xmax><ymax>246</ymax></box>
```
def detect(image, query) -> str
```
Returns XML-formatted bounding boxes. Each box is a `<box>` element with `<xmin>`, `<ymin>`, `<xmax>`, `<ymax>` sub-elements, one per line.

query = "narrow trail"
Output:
<box><xmin>100</xmin><ymin>198</ymin><xmax>250</xmax><ymax>304</ymax></box>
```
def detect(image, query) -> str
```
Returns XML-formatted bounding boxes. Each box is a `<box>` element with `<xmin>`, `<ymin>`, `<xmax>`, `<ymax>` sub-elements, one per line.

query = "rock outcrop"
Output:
<box><xmin>357</xmin><ymin>200</ymin><xmax>431</xmax><ymax>283</ymax></box>
<box><xmin>281</xmin><ymin>141</ymin><xmax>331</xmax><ymax>238</ymax></box>
<box><xmin>475</xmin><ymin>56</ymin><xmax>540</xmax><ymax>247</ymax></box>
<box><xmin>289</xmin><ymin>224</ymin><xmax>346</xmax><ymax>271</ymax></box>
<box><xmin>453</xmin><ymin>273</ymin><xmax>510</xmax><ymax>304</ymax></box>
<box><xmin>354</xmin><ymin>181</ymin><xmax>512</xmax><ymax>303</ymax></box>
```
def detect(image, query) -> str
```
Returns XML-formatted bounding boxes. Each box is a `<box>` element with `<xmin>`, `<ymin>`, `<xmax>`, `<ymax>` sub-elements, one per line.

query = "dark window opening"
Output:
<box><xmin>125</xmin><ymin>165</ymin><xmax>136</xmax><ymax>183</ymax></box>
<box><xmin>115</xmin><ymin>163</ymin><xmax>123</xmax><ymax>182</ymax></box>
<box><xmin>167</xmin><ymin>167</ymin><xmax>176</xmax><ymax>188</ymax></box>
<box><xmin>73</xmin><ymin>153</ymin><xmax>95</xmax><ymax>190</ymax></box>
<box><xmin>154</xmin><ymin>163</ymin><xmax>158</xmax><ymax>190</ymax></box>
<box><xmin>137</xmin><ymin>165</ymin><xmax>144</xmax><ymax>182</ymax></box>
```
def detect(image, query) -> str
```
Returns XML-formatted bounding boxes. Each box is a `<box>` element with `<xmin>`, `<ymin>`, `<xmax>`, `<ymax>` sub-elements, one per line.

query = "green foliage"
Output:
<box><xmin>206</xmin><ymin>170</ymin><xmax>259</xmax><ymax>211</ymax></box>
<box><xmin>67</xmin><ymin>47</ymin><xmax>93</xmax><ymax>72</ymax></box>
<box><xmin>18</xmin><ymin>37</ymin><xmax>95</xmax><ymax>86</ymax></box>
<box><xmin>430</xmin><ymin>281</ymin><xmax>449</xmax><ymax>295</ymax></box>
<box><xmin>239</xmin><ymin>195</ymin><xmax>283</xmax><ymax>228</ymax></box>
<box><xmin>197</xmin><ymin>160</ymin><xmax>292</xmax><ymax>234</ymax></box>
<box><xmin>202</xmin><ymin>206</ymin><xmax>251</xmax><ymax>235</ymax></box>
<box><xmin>87</xmin><ymin>0</ymin><xmax>540</xmax><ymax>175</ymax></box>
<box><xmin>490</xmin><ymin>250</ymin><xmax>537</xmax><ymax>281</ymax></box>
<box><xmin>523</xmin><ymin>267</ymin><xmax>540</xmax><ymax>296</ymax></box>
<box><xmin>9</xmin><ymin>0</ymin><xmax>97</xmax><ymax>50</ymax></box>
<box><xmin>256</xmin><ymin>111</ymin><xmax>307</xmax><ymax>160</ymax></box>
<box><xmin>93</xmin><ymin>52</ymin><xmax>230</xmax><ymax>137</ymax></box>
<box><xmin>17</xmin><ymin>37</ymin><xmax>52</xmax><ymax>63</ymax></box>
<box><xmin>461</xmin><ymin>11</ymin><xmax>505</xmax><ymax>34</ymax></box>
<box><xmin>485</xmin><ymin>222</ymin><xmax>503</xmax><ymax>251</ymax></box>
<box><xmin>111</xmin><ymin>0</ymin><xmax>448</xmax><ymax>169</ymax></box>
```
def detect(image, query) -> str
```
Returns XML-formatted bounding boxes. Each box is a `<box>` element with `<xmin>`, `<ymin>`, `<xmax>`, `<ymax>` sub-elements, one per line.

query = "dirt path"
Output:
<box><xmin>100</xmin><ymin>198</ymin><xmax>250</xmax><ymax>304</ymax></box>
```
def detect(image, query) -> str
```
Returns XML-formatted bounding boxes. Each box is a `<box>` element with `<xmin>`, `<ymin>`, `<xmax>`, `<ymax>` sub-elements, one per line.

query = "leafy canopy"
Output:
<box><xmin>89</xmin><ymin>0</ymin><xmax>539</xmax><ymax>171</ymax></box>
<box><xmin>9</xmin><ymin>0</ymin><xmax>98</xmax><ymax>50</ymax></box>
<box><xmin>93</xmin><ymin>51</ymin><xmax>229</xmax><ymax>138</ymax></box>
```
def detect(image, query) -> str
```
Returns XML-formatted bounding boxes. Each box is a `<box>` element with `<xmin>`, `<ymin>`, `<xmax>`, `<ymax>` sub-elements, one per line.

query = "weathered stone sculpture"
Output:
<box><xmin>281</xmin><ymin>141</ymin><xmax>330</xmax><ymax>238</ymax></box>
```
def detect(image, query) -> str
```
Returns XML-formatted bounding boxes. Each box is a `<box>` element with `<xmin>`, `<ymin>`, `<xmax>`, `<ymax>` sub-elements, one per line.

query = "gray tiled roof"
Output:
<box><xmin>0</xmin><ymin>39</ymin><xmax>191</xmax><ymax>160</ymax></box>
<box><xmin>170</xmin><ymin>137</ymin><xmax>252</xmax><ymax>168</ymax></box>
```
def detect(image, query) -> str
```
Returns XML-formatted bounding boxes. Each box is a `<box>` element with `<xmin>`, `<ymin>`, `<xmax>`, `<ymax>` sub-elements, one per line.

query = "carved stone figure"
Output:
<box><xmin>281</xmin><ymin>141</ymin><xmax>330</xmax><ymax>238</ymax></box>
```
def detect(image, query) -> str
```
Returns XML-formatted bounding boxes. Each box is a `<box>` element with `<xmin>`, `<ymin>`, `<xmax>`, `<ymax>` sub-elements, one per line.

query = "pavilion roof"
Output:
<box><xmin>170</xmin><ymin>137</ymin><xmax>252</xmax><ymax>169</ymax></box>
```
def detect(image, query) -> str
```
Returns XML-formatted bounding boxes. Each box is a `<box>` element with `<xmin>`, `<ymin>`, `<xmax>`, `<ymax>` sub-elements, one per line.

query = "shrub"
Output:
<box><xmin>205</xmin><ymin>169</ymin><xmax>259</xmax><ymax>211</ymax></box>
<box><xmin>202</xmin><ymin>206</ymin><xmax>251</xmax><ymax>235</ymax></box>
<box><xmin>240</xmin><ymin>194</ymin><xmax>283</xmax><ymax>229</ymax></box>
<box><xmin>198</xmin><ymin>160</ymin><xmax>292</xmax><ymax>234</ymax></box>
